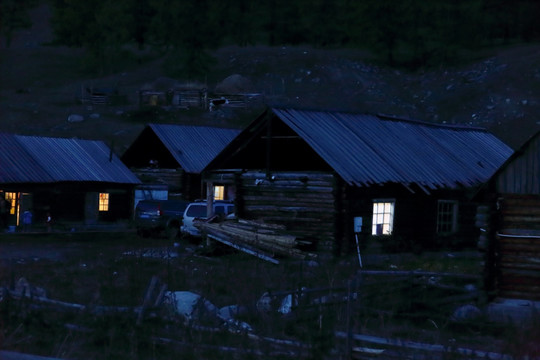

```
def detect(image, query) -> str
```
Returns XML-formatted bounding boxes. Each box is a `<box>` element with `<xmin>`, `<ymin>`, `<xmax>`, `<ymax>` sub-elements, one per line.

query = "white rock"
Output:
<box><xmin>163</xmin><ymin>291</ymin><xmax>218</xmax><ymax>324</ymax></box>
<box><xmin>67</xmin><ymin>114</ymin><xmax>84</xmax><ymax>122</ymax></box>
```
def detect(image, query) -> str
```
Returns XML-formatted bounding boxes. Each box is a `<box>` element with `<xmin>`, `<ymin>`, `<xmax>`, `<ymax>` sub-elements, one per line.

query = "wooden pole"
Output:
<box><xmin>206</xmin><ymin>181</ymin><xmax>214</xmax><ymax>218</ymax></box>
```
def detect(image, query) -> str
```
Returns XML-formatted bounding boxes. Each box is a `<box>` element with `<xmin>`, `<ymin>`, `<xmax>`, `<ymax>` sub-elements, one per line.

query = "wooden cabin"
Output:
<box><xmin>477</xmin><ymin>130</ymin><xmax>540</xmax><ymax>301</ymax></box>
<box><xmin>121</xmin><ymin>124</ymin><xmax>240</xmax><ymax>203</ymax></box>
<box><xmin>203</xmin><ymin>108</ymin><xmax>513</xmax><ymax>256</ymax></box>
<box><xmin>0</xmin><ymin>133</ymin><xmax>140</xmax><ymax>231</ymax></box>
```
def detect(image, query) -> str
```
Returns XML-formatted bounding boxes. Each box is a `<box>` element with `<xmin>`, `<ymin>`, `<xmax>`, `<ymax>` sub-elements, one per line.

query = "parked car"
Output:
<box><xmin>181</xmin><ymin>200</ymin><xmax>235</xmax><ymax>237</ymax></box>
<box><xmin>135</xmin><ymin>199</ymin><xmax>190</xmax><ymax>238</ymax></box>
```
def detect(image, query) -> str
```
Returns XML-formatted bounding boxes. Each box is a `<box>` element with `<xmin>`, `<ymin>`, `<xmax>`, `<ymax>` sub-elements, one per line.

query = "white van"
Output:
<box><xmin>180</xmin><ymin>200</ymin><xmax>235</xmax><ymax>237</ymax></box>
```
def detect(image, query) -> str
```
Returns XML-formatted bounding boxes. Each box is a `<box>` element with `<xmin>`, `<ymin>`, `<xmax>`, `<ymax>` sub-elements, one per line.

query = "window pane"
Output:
<box><xmin>214</xmin><ymin>186</ymin><xmax>225</xmax><ymax>201</ymax></box>
<box><xmin>372</xmin><ymin>200</ymin><xmax>395</xmax><ymax>235</ymax></box>
<box><xmin>99</xmin><ymin>193</ymin><xmax>109</xmax><ymax>212</ymax></box>
<box><xmin>5</xmin><ymin>192</ymin><xmax>17</xmax><ymax>215</ymax></box>
<box><xmin>187</xmin><ymin>205</ymin><xmax>207</xmax><ymax>217</ymax></box>
<box><xmin>437</xmin><ymin>200</ymin><xmax>457</xmax><ymax>233</ymax></box>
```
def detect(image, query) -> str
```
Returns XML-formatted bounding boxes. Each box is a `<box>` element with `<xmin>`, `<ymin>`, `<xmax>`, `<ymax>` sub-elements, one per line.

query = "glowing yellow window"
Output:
<box><xmin>99</xmin><ymin>193</ymin><xmax>109</xmax><ymax>212</ymax></box>
<box><xmin>213</xmin><ymin>186</ymin><xmax>225</xmax><ymax>201</ymax></box>
<box><xmin>4</xmin><ymin>192</ymin><xmax>18</xmax><ymax>215</ymax></box>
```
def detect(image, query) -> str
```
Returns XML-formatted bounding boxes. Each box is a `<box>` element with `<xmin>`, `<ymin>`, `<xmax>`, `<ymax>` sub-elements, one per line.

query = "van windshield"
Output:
<box><xmin>186</xmin><ymin>204</ymin><xmax>207</xmax><ymax>218</ymax></box>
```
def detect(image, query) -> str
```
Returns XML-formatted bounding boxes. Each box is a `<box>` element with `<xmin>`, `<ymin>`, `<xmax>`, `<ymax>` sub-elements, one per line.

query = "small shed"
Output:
<box><xmin>203</xmin><ymin>108</ymin><xmax>513</xmax><ymax>256</ymax></box>
<box><xmin>0</xmin><ymin>133</ymin><xmax>140</xmax><ymax>230</ymax></box>
<box><xmin>138</xmin><ymin>78</ymin><xmax>208</xmax><ymax>109</ymax></box>
<box><xmin>477</xmin><ymin>130</ymin><xmax>540</xmax><ymax>302</ymax></box>
<box><xmin>121</xmin><ymin>124</ymin><xmax>241</xmax><ymax>202</ymax></box>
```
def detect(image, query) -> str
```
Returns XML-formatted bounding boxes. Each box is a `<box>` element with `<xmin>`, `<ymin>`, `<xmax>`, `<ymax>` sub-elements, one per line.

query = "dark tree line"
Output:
<box><xmin>0</xmin><ymin>0</ymin><xmax>38</xmax><ymax>48</ymax></box>
<box><xmin>18</xmin><ymin>0</ymin><xmax>540</xmax><ymax>75</ymax></box>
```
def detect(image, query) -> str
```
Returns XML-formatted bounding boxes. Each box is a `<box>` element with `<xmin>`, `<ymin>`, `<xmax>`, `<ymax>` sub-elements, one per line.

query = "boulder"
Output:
<box><xmin>450</xmin><ymin>304</ymin><xmax>482</xmax><ymax>323</ymax></box>
<box><xmin>215</xmin><ymin>74</ymin><xmax>254</xmax><ymax>94</ymax></box>
<box><xmin>163</xmin><ymin>291</ymin><xmax>218</xmax><ymax>324</ymax></box>
<box><xmin>67</xmin><ymin>114</ymin><xmax>84</xmax><ymax>123</ymax></box>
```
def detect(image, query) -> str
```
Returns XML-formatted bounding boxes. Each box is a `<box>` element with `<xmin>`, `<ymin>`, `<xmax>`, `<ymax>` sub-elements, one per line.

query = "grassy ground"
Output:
<box><xmin>1</xmin><ymin>231</ymin><xmax>537</xmax><ymax>359</ymax></box>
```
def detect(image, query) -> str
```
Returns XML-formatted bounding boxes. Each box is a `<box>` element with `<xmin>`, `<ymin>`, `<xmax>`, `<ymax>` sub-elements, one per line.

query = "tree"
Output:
<box><xmin>148</xmin><ymin>0</ymin><xmax>223</xmax><ymax>78</ymax></box>
<box><xmin>216</xmin><ymin>0</ymin><xmax>257</xmax><ymax>46</ymax></box>
<box><xmin>350</xmin><ymin>0</ymin><xmax>407</xmax><ymax>66</ymax></box>
<box><xmin>0</xmin><ymin>0</ymin><xmax>35</xmax><ymax>48</ymax></box>
<box><xmin>50</xmin><ymin>0</ymin><xmax>136</xmax><ymax>74</ymax></box>
<box><xmin>299</xmin><ymin>0</ymin><xmax>345</xmax><ymax>47</ymax></box>
<box><xmin>126</xmin><ymin>0</ymin><xmax>156</xmax><ymax>49</ymax></box>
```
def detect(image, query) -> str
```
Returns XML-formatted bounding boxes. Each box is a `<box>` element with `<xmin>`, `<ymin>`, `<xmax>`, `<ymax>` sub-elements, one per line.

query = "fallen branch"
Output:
<box><xmin>151</xmin><ymin>336</ymin><xmax>305</xmax><ymax>358</ymax></box>
<box><xmin>0</xmin><ymin>350</ymin><xmax>66</xmax><ymax>360</ymax></box>
<box><xmin>335</xmin><ymin>331</ymin><xmax>512</xmax><ymax>360</ymax></box>
<box><xmin>359</xmin><ymin>270</ymin><xmax>480</xmax><ymax>280</ymax></box>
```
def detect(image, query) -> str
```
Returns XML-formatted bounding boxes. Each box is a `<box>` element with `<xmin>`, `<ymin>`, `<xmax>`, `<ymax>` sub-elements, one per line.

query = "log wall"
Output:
<box><xmin>239</xmin><ymin>172</ymin><xmax>338</xmax><ymax>254</ymax></box>
<box><xmin>132</xmin><ymin>168</ymin><xmax>184</xmax><ymax>192</ymax></box>
<box><xmin>496</xmin><ymin>194</ymin><xmax>540</xmax><ymax>301</ymax></box>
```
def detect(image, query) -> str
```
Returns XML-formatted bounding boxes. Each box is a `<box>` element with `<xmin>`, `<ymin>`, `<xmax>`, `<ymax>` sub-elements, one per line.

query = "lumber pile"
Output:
<box><xmin>196</xmin><ymin>219</ymin><xmax>317</xmax><ymax>263</ymax></box>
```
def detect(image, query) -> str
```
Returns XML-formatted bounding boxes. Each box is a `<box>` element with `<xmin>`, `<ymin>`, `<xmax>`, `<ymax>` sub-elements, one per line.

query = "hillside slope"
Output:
<box><xmin>1</xmin><ymin>3</ymin><xmax>539</xmax><ymax>153</ymax></box>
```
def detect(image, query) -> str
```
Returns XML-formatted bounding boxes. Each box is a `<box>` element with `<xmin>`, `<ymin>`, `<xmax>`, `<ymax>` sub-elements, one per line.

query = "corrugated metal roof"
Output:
<box><xmin>0</xmin><ymin>133</ymin><xmax>141</xmax><ymax>184</ymax></box>
<box><xmin>149</xmin><ymin>124</ymin><xmax>241</xmax><ymax>173</ymax></box>
<box><xmin>272</xmin><ymin>108</ymin><xmax>513</xmax><ymax>189</ymax></box>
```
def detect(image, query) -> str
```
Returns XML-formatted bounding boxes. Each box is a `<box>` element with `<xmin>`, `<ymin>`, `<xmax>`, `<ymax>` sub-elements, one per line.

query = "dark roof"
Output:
<box><xmin>147</xmin><ymin>124</ymin><xmax>241</xmax><ymax>173</ymax></box>
<box><xmin>209</xmin><ymin>108</ymin><xmax>513</xmax><ymax>190</ymax></box>
<box><xmin>272</xmin><ymin>108</ymin><xmax>513</xmax><ymax>189</ymax></box>
<box><xmin>0</xmin><ymin>133</ymin><xmax>141</xmax><ymax>184</ymax></box>
<box><xmin>480</xmin><ymin>129</ymin><xmax>540</xmax><ymax>194</ymax></box>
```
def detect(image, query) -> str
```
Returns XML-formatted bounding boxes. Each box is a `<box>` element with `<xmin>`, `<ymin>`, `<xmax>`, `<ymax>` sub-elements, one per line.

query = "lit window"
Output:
<box><xmin>4</xmin><ymin>192</ymin><xmax>18</xmax><ymax>215</ymax></box>
<box><xmin>437</xmin><ymin>200</ymin><xmax>458</xmax><ymax>234</ymax></box>
<box><xmin>99</xmin><ymin>193</ymin><xmax>109</xmax><ymax>212</ymax></box>
<box><xmin>214</xmin><ymin>185</ymin><xmax>225</xmax><ymax>201</ymax></box>
<box><xmin>372</xmin><ymin>200</ymin><xmax>395</xmax><ymax>235</ymax></box>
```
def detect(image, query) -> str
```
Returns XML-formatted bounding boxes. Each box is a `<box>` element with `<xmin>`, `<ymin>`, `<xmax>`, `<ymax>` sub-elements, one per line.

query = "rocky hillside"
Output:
<box><xmin>1</xmin><ymin>3</ymin><xmax>539</xmax><ymax>154</ymax></box>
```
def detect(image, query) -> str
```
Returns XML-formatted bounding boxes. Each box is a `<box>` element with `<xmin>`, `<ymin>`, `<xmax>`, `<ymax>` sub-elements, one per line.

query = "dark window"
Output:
<box><xmin>186</xmin><ymin>205</ymin><xmax>207</xmax><ymax>217</ymax></box>
<box><xmin>437</xmin><ymin>200</ymin><xmax>458</xmax><ymax>233</ymax></box>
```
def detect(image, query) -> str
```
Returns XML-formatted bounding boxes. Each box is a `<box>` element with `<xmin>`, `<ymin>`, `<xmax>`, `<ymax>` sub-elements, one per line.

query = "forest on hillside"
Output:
<box><xmin>2</xmin><ymin>0</ymin><xmax>540</xmax><ymax>76</ymax></box>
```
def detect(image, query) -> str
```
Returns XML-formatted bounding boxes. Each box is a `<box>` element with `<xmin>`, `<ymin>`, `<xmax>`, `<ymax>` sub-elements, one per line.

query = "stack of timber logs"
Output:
<box><xmin>240</xmin><ymin>172</ymin><xmax>337</xmax><ymax>253</ymax></box>
<box><xmin>197</xmin><ymin>219</ymin><xmax>317</xmax><ymax>263</ymax></box>
<box><xmin>495</xmin><ymin>194</ymin><xmax>540</xmax><ymax>301</ymax></box>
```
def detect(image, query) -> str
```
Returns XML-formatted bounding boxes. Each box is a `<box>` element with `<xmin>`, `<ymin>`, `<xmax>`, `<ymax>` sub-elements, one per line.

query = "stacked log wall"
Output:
<box><xmin>132</xmin><ymin>168</ymin><xmax>184</xmax><ymax>191</ymax></box>
<box><xmin>496</xmin><ymin>194</ymin><xmax>540</xmax><ymax>301</ymax></box>
<box><xmin>240</xmin><ymin>172</ymin><xmax>337</xmax><ymax>254</ymax></box>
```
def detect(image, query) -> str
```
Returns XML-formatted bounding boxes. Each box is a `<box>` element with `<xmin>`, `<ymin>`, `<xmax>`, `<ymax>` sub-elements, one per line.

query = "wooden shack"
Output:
<box><xmin>0</xmin><ymin>133</ymin><xmax>140</xmax><ymax>230</ymax></box>
<box><xmin>121</xmin><ymin>124</ymin><xmax>240</xmax><ymax>202</ymax></box>
<box><xmin>477</xmin><ymin>130</ymin><xmax>540</xmax><ymax>301</ymax></box>
<box><xmin>203</xmin><ymin>108</ymin><xmax>513</xmax><ymax>257</ymax></box>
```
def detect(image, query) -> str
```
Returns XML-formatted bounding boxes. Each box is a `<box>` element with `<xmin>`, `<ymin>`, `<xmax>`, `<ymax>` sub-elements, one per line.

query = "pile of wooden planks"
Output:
<box><xmin>196</xmin><ymin>219</ymin><xmax>317</xmax><ymax>264</ymax></box>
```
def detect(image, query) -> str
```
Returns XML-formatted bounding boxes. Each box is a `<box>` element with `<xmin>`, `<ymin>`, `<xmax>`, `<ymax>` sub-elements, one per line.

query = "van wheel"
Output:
<box><xmin>137</xmin><ymin>228</ymin><xmax>150</xmax><ymax>238</ymax></box>
<box><xmin>166</xmin><ymin>223</ymin><xmax>179</xmax><ymax>239</ymax></box>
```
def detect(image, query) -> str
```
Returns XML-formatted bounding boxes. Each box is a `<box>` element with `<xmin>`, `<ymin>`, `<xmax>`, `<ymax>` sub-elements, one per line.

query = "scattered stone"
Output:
<box><xmin>256</xmin><ymin>292</ymin><xmax>273</xmax><ymax>313</ymax></box>
<box><xmin>163</xmin><ymin>291</ymin><xmax>218</xmax><ymax>324</ymax></box>
<box><xmin>218</xmin><ymin>304</ymin><xmax>248</xmax><ymax>320</ymax></box>
<box><xmin>451</xmin><ymin>304</ymin><xmax>482</xmax><ymax>323</ymax></box>
<box><xmin>67</xmin><ymin>114</ymin><xmax>84</xmax><ymax>123</ymax></box>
